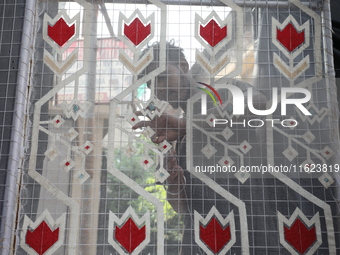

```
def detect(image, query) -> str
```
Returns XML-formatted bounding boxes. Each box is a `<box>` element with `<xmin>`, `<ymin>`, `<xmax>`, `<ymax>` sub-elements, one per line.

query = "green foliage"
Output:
<box><xmin>133</xmin><ymin>175</ymin><xmax>176</xmax><ymax>220</ymax></box>
<box><xmin>106</xmin><ymin>137</ymin><xmax>184</xmax><ymax>254</ymax></box>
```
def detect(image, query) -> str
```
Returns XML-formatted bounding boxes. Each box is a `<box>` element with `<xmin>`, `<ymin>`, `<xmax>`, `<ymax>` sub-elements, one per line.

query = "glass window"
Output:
<box><xmin>17</xmin><ymin>1</ymin><xmax>340</xmax><ymax>254</ymax></box>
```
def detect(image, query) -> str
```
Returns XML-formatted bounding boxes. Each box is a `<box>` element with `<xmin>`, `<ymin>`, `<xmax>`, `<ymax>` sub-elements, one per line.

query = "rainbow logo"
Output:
<box><xmin>197</xmin><ymin>82</ymin><xmax>223</xmax><ymax>106</ymax></box>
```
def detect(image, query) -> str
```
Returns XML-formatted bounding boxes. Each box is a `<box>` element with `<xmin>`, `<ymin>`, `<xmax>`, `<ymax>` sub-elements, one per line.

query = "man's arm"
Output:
<box><xmin>132</xmin><ymin>115</ymin><xmax>188</xmax><ymax>213</ymax></box>
<box><xmin>164</xmin><ymin>151</ymin><xmax>188</xmax><ymax>214</ymax></box>
<box><xmin>132</xmin><ymin>112</ymin><xmax>186</xmax><ymax>144</ymax></box>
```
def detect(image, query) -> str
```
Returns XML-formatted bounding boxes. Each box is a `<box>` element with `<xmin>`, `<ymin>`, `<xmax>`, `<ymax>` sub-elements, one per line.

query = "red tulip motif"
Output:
<box><xmin>115</xmin><ymin>218</ymin><xmax>146</xmax><ymax>253</ymax></box>
<box><xmin>277</xmin><ymin>22</ymin><xmax>305</xmax><ymax>52</ymax></box>
<box><xmin>25</xmin><ymin>221</ymin><xmax>59</xmax><ymax>255</ymax></box>
<box><xmin>124</xmin><ymin>18</ymin><xmax>151</xmax><ymax>46</ymax></box>
<box><xmin>200</xmin><ymin>19</ymin><xmax>227</xmax><ymax>47</ymax></box>
<box><xmin>284</xmin><ymin>218</ymin><xmax>317</xmax><ymax>254</ymax></box>
<box><xmin>199</xmin><ymin>217</ymin><xmax>231</xmax><ymax>253</ymax></box>
<box><xmin>48</xmin><ymin>17</ymin><xmax>75</xmax><ymax>47</ymax></box>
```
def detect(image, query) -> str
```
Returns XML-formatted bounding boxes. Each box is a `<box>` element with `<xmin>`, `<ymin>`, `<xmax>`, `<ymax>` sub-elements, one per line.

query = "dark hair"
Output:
<box><xmin>140</xmin><ymin>39</ymin><xmax>186</xmax><ymax>72</ymax></box>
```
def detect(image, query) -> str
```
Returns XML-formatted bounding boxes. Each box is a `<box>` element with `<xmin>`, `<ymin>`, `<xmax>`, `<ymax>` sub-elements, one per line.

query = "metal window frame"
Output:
<box><xmin>1</xmin><ymin>0</ymin><xmax>37</xmax><ymax>254</ymax></box>
<box><xmin>1</xmin><ymin>0</ymin><xmax>337</xmax><ymax>254</ymax></box>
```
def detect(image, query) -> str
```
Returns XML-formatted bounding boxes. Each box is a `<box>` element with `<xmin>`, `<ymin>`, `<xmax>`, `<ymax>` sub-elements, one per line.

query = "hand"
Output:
<box><xmin>132</xmin><ymin>112</ymin><xmax>186</xmax><ymax>144</ymax></box>
<box><xmin>164</xmin><ymin>150</ymin><xmax>184</xmax><ymax>185</ymax></box>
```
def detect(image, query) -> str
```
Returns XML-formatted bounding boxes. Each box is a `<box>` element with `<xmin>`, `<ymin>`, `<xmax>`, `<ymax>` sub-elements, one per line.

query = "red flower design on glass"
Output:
<box><xmin>115</xmin><ymin>218</ymin><xmax>146</xmax><ymax>253</ymax></box>
<box><xmin>48</xmin><ymin>18</ymin><xmax>75</xmax><ymax>47</ymax></box>
<box><xmin>284</xmin><ymin>218</ymin><xmax>317</xmax><ymax>254</ymax></box>
<box><xmin>25</xmin><ymin>221</ymin><xmax>59</xmax><ymax>255</ymax></box>
<box><xmin>277</xmin><ymin>23</ymin><xmax>305</xmax><ymax>52</ymax></box>
<box><xmin>199</xmin><ymin>217</ymin><xmax>231</xmax><ymax>253</ymax></box>
<box><xmin>200</xmin><ymin>19</ymin><xmax>227</xmax><ymax>47</ymax></box>
<box><xmin>124</xmin><ymin>18</ymin><xmax>151</xmax><ymax>46</ymax></box>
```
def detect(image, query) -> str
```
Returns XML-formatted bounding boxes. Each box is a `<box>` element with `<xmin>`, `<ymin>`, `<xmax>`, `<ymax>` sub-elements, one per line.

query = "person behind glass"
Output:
<box><xmin>132</xmin><ymin>40</ymin><xmax>265</xmax><ymax>254</ymax></box>
<box><xmin>133</xmin><ymin>41</ymin><xmax>195</xmax><ymax>214</ymax></box>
